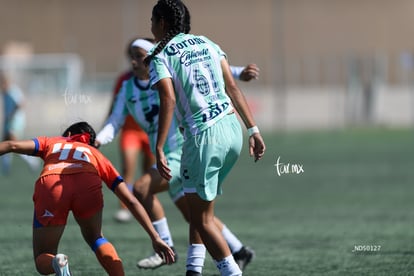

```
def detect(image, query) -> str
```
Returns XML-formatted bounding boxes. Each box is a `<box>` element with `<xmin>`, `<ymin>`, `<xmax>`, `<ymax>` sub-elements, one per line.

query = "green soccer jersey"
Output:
<box><xmin>99</xmin><ymin>77</ymin><xmax>183</xmax><ymax>155</ymax></box>
<box><xmin>149</xmin><ymin>33</ymin><xmax>232</xmax><ymax>138</ymax></box>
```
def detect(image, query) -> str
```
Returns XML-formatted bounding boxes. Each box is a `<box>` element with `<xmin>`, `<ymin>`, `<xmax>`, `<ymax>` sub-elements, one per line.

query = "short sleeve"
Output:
<box><xmin>149</xmin><ymin>55</ymin><xmax>172</xmax><ymax>89</ymax></box>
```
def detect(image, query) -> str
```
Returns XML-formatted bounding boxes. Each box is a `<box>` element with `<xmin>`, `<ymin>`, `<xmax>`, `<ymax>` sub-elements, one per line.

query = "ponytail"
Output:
<box><xmin>144</xmin><ymin>0</ymin><xmax>188</xmax><ymax>66</ymax></box>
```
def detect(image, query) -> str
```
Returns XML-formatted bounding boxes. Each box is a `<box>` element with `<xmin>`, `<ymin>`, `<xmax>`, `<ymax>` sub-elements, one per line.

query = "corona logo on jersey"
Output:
<box><xmin>164</xmin><ymin>37</ymin><xmax>206</xmax><ymax>56</ymax></box>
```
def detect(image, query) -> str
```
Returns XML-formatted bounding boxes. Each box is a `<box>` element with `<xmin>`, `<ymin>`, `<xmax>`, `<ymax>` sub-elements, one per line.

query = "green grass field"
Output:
<box><xmin>1</xmin><ymin>128</ymin><xmax>414</xmax><ymax>275</ymax></box>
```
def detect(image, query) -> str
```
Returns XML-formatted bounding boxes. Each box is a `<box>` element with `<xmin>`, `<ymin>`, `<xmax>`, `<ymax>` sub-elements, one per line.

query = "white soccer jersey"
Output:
<box><xmin>96</xmin><ymin>77</ymin><xmax>183</xmax><ymax>154</ymax></box>
<box><xmin>149</xmin><ymin>33</ymin><xmax>233</xmax><ymax>138</ymax></box>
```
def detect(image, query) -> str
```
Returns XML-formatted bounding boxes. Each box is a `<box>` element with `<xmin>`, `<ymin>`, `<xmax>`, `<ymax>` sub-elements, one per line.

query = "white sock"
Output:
<box><xmin>214</xmin><ymin>255</ymin><xmax>242</xmax><ymax>276</ymax></box>
<box><xmin>186</xmin><ymin>244</ymin><xmax>206</xmax><ymax>273</ymax></box>
<box><xmin>222</xmin><ymin>225</ymin><xmax>243</xmax><ymax>253</ymax></box>
<box><xmin>152</xmin><ymin>217</ymin><xmax>174</xmax><ymax>247</ymax></box>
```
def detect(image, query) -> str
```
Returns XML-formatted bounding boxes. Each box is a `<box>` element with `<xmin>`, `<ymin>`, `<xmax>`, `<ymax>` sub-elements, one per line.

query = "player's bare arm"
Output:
<box><xmin>222</xmin><ymin>59</ymin><xmax>266</xmax><ymax>161</ymax></box>
<box><xmin>0</xmin><ymin>140</ymin><xmax>35</xmax><ymax>156</ymax></box>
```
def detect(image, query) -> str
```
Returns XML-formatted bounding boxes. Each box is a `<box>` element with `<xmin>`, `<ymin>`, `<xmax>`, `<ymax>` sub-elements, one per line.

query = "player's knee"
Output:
<box><xmin>34</xmin><ymin>253</ymin><xmax>55</xmax><ymax>275</ymax></box>
<box><xmin>132</xmin><ymin>182</ymin><xmax>148</xmax><ymax>199</ymax></box>
<box><xmin>133</xmin><ymin>175</ymin><xmax>152</xmax><ymax>198</ymax></box>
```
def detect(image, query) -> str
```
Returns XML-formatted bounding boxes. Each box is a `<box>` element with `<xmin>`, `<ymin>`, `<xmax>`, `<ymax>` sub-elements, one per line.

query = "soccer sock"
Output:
<box><xmin>35</xmin><ymin>253</ymin><xmax>55</xmax><ymax>274</ymax></box>
<box><xmin>92</xmin><ymin>237</ymin><xmax>124</xmax><ymax>276</ymax></box>
<box><xmin>186</xmin><ymin>243</ymin><xmax>206</xmax><ymax>273</ymax></box>
<box><xmin>215</xmin><ymin>255</ymin><xmax>242</xmax><ymax>276</ymax></box>
<box><xmin>153</xmin><ymin>217</ymin><xmax>174</xmax><ymax>247</ymax></box>
<box><xmin>222</xmin><ymin>225</ymin><xmax>243</xmax><ymax>253</ymax></box>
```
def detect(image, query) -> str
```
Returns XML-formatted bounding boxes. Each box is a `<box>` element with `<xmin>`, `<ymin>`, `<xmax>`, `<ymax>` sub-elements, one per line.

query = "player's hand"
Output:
<box><xmin>151</xmin><ymin>236</ymin><xmax>175</xmax><ymax>265</ymax></box>
<box><xmin>240</xmin><ymin>64</ymin><xmax>260</xmax><ymax>81</ymax></box>
<box><xmin>249</xmin><ymin>133</ymin><xmax>265</xmax><ymax>162</ymax></box>
<box><xmin>156</xmin><ymin>150</ymin><xmax>172</xmax><ymax>180</ymax></box>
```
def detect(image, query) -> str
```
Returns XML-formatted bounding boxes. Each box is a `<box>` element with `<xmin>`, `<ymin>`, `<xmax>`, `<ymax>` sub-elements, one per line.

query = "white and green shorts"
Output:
<box><xmin>180</xmin><ymin>113</ymin><xmax>243</xmax><ymax>201</ymax></box>
<box><xmin>166</xmin><ymin>150</ymin><xmax>185</xmax><ymax>202</ymax></box>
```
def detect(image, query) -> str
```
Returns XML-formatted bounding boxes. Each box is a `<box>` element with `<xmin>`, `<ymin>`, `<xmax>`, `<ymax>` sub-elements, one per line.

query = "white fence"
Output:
<box><xmin>12</xmin><ymin>85</ymin><xmax>414</xmax><ymax>138</ymax></box>
<box><xmin>1</xmin><ymin>53</ymin><xmax>414</xmax><ymax>138</ymax></box>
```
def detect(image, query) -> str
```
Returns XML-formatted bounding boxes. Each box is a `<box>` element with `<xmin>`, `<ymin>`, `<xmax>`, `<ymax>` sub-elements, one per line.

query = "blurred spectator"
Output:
<box><xmin>1</xmin><ymin>71</ymin><xmax>39</xmax><ymax>174</ymax></box>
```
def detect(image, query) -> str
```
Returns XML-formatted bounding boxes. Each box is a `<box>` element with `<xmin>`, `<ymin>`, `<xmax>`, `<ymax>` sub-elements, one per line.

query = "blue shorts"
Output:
<box><xmin>180</xmin><ymin>113</ymin><xmax>242</xmax><ymax>201</ymax></box>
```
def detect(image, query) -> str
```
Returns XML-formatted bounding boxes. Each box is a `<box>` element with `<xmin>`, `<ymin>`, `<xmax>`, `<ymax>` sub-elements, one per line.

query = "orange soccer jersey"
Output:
<box><xmin>33</xmin><ymin>135</ymin><xmax>123</xmax><ymax>190</ymax></box>
<box><xmin>32</xmin><ymin>135</ymin><xmax>124</xmax><ymax>226</ymax></box>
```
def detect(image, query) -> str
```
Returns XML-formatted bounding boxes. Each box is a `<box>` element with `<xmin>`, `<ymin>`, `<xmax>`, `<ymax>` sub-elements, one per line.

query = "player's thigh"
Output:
<box><xmin>174</xmin><ymin>196</ymin><xmax>190</xmax><ymax>223</ymax></box>
<box><xmin>33</xmin><ymin>225</ymin><xmax>65</xmax><ymax>257</ymax></box>
<box><xmin>149</xmin><ymin>167</ymin><xmax>169</xmax><ymax>194</ymax></box>
<box><xmin>74</xmin><ymin>211</ymin><xmax>103</xmax><ymax>247</ymax></box>
<box><xmin>133</xmin><ymin>167</ymin><xmax>169</xmax><ymax>196</ymax></box>
<box><xmin>121</xmin><ymin>148</ymin><xmax>140</xmax><ymax>175</ymax></box>
<box><xmin>185</xmin><ymin>193</ymin><xmax>215</xmax><ymax>223</ymax></box>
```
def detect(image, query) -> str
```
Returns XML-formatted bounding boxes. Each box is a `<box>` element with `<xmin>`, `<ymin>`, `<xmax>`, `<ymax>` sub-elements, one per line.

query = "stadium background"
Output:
<box><xmin>1</xmin><ymin>0</ymin><xmax>414</xmax><ymax>136</ymax></box>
